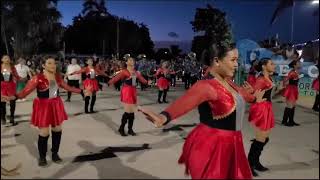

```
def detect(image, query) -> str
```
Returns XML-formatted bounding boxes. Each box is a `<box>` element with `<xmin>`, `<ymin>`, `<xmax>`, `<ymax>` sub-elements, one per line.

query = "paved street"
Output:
<box><xmin>1</xmin><ymin>81</ymin><xmax>319</xmax><ymax>179</ymax></box>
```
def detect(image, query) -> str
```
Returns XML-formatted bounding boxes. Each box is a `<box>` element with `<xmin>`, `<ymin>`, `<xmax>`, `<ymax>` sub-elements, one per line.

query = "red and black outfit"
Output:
<box><xmin>247</xmin><ymin>66</ymin><xmax>257</xmax><ymax>86</ymax></box>
<box><xmin>282</xmin><ymin>70</ymin><xmax>299</xmax><ymax>102</ymax></box>
<box><xmin>108</xmin><ymin>69</ymin><xmax>148</xmax><ymax>136</ymax></box>
<box><xmin>248</xmin><ymin>75</ymin><xmax>274</xmax><ymax>176</ymax></box>
<box><xmin>1</xmin><ymin>66</ymin><xmax>20</xmax><ymax>125</ymax></box>
<box><xmin>155</xmin><ymin>68</ymin><xmax>172</xmax><ymax>103</ymax></box>
<box><xmin>15</xmin><ymin>73</ymin><xmax>82</xmax><ymax>166</ymax></box>
<box><xmin>282</xmin><ymin>70</ymin><xmax>300</xmax><ymax>126</ymax></box>
<box><xmin>312</xmin><ymin>77</ymin><xmax>319</xmax><ymax>111</ymax></box>
<box><xmin>72</xmin><ymin>66</ymin><xmax>106</xmax><ymax>113</ymax></box>
<box><xmin>159</xmin><ymin>77</ymin><xmax>256</xmax><ymax>179</ymax></box>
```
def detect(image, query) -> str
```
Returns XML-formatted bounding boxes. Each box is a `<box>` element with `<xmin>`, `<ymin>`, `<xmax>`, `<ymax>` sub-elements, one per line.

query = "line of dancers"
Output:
<box><xmin>1</xmin><ymin>48</ymin><xmax>318</xmax><ymax>179</ymax></box>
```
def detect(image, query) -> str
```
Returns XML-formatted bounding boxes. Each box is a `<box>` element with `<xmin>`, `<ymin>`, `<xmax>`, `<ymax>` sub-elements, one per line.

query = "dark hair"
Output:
<box><xmin>201</xmin><ymin>42</ymin><xmax>237</xmax><ymax>66</ymax></box>
<box><xmin>256</xmin><ymin>58</ymin><xmax>271</xmax><ymax>72</ymax></box>
<box><xmin>288</xmin><ymin>60</ymin><xmax>298</xmax><ymax>68</ymax></box>
<box><xmin>250</xmin><ymin>59</ymin><xmax>257</xmax><ymax>66</ymax></box>
<box><xmin>39</xmin><ymin>55</ymin><xmax>57</xmax><ymax>72</ymax></box>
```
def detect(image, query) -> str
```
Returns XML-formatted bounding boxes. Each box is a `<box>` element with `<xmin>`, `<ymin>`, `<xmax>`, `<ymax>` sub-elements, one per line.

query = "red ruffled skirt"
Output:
<box><xmin>249</xmin><ymin>101</ymin><xmax>275</xmax><ymax>131</ymax></box>
<box><xmin>282</xmin><ymin>85</ymin><xmax>299</xmax><ymax>102</ymax></box>
<box><xmin>312</xmin><ymin>79</ymin><xmax>319</xmax><ymax>91</ymax></box>
<box><xmin>1</xmin><ymin>81</ymin><xmax>16</xmax><ymax>96</ymax></box>
<box><xmin>247</xmin><ymin>75</ymin><xmax>256</xmax><ymax>86</ymax></box>
<box><xmin>157</xmin><ymin>77</ymin><xmax>170</xmax><ymax>89</ymax></box>
<box><xmin>121</xmin><ymin>84</ymin><xmax>137</xmax><ymax>104</ymax></box>
<box><xmin>83</xmin><ymin>78</ymin><xmax>99</xmax><ymax>92</ymax></box>
<box><xmin>178</xmin><ymin>123</ymin><xmax>252</xmax><ymax>179</ymax></box>
<box><xmin>31</xmin><ymin>97</ymin><xmax>68</xmax><ymax>128</ymax></box>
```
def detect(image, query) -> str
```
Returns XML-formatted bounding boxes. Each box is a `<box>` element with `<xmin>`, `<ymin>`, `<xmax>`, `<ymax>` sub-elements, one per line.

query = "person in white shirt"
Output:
<box><xmin>15</xmin><ymin>58</ymin><xmax>32</xmax><ymax>101</ymax></box>
<box><xmin>65</xmin><ymin>58</ymin><xmax>82</xmax><ymax>102</ymax></box>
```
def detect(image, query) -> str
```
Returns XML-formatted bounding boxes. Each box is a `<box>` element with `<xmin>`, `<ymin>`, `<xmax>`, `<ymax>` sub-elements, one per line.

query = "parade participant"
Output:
<box><xmin>248</xmin><ymin>58</ymin><xmax>283</xmax><ymax>176</ymax></box>
<box><xmin>190</xmin><ymin>60</ymin><xmax>201</xmax><ymax>86</ymax></box>
<box><xmin>1</xmin><ymin>55</ymin><xmax>20</xmax><ymax>125</ymax></box>
<box><xmin>111</xmin><ymin>61</ymin><xmax>125</xmax><ymax>91</ymax></box>
<box><xmin>6</xmin><ymin>56</ymin><xmax>87</xmax><ymax>167</ymax></box>
<box><xmin>183</xmin><ymin>53</ymin><xmax>195</xmax><ymax>89</ymax></box>
<box><xmin>247</xmin><ymin>59</ymin><xmax>258</xmax><ymax>86</ymax></box>
<box><xmin>15</xmin><ymin>58</ymin><xmax>32</xmax><ymax>99</ymax></box>
<box><xmin>155</xmin><ymin>61</ymin><xmax>173</xmax><ymax>103</ymax></box>
<box><xmin>70</xmin><ymin>58</ymin><xmax>108</xmax><ymax>113</ymax></box>
<box><xmin>108</xmin><ymin>57</ymin><xmax>149</xmax><ymax>136</ymax></box>
<box><xmin>65</xmin><ymin>58</ymin><xmax>82</xmax><ymax>102</ymax></box>
<box><xmin>312</xmin><ymin>74</ymin><xmax>319</xmax><ymax>112</ymax></box>
<box><xmin>281</xmin><ymin>60</ymin><xmax>301</xmax><ymax>126</ymax></box>
<box><xmin>137</xmin><ymin>54</ymin><xmax>149</xmax><ymax>91</ymax></box>
<box><xmin>138</xmin><ymin>42</ymin><xmax>266</xmax><ymax>179</ymax></box>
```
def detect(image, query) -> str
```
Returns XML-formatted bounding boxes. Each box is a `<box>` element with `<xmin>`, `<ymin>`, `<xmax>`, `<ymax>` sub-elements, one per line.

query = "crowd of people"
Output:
<box><xmin>1</xmin><ymin>44</ymin><xmax>319</xmax><ymax>178</ymax></box>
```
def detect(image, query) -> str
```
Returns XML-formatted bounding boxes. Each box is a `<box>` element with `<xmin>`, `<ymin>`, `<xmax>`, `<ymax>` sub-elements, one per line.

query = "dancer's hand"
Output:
<box><xmin>84</xmin><ymin>85</ymin><xmax>93</xmax><ymax>96</ymax></box>
<box><xmin>1</xmin><ymin>95</ymin><xmax>9</xmax><ymax>102</ymax></box>
<box><xmin>9</xmin><ymin>96</ymin><xmax>17</xmax><ymax>101</ymax></box>
<box><xmin>254</xmin><ymin>89</ymin><xmax>266</xmax><ymax>103</ymax></box>
<box><xmin>242</xmin><ymin>81</ymin><xmax>254</xmax><ymax>94</ymax></box>
<box><xmin>147</xmin><ymin>80</ymin><xmax>152</xmax><ymax>85</ymax></box>
<box><xmin>137</xmin><ymin>106</ymin><xmax>167</xmax><ymax>128</ymax></box>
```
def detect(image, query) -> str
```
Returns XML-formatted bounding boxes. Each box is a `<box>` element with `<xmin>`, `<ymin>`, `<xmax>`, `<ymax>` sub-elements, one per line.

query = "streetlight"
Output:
<box><xmin>312</xmin><ymin>0</ymin><xmax>319</xmax><ymax>4</ymax></box>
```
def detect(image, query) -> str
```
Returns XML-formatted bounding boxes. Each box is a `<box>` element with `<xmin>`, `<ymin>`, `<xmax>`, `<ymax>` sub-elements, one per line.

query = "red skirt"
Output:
<box><xmin>249</xmin><ymin>101</ymin><xmax>275</xmax><ymax>131</ymax></box>
<box><xmin>1</xmin><ymin>81</ymin><xmax>16</xmax><ymax>96</ymax></box>
<box><xmin>157</xmin><ymin>77</ymin><xmax>170</xmax><ymax>89</ymax></box>
<box><xmin>247</xmin><ymin>75</ymin><xmax>256</xmax><ymax>86</ymax></box>
<box><xmin>121</xmin><ymin>85</ymin><xmax>137</xmax><ymax>104</ymax></box>
<box><xmin>312</xmin><ymin>79</ymin><xmax>319</xmax><ymax>91</ymax></box>
<box><xmin>282</xmin><ymin>85</ymin><xmax>299</xmax><ymax>102</ymax></box>
<box><xmin>178</xmin><ymin>123</ymin><xmax>252</xmax><ymax>179</ymax></box>
<box><xmin>31</xmin><ymin>97</ymin><xmax>68</xmax><ymax>128</ymax></box>
<box><xmin>83</xmin><ymin>78</ymin><xmax>99</xmax><ymax>92</ymax></box>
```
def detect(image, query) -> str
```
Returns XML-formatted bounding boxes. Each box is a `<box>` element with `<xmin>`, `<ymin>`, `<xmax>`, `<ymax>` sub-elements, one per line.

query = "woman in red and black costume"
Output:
<box><xmin>138</xmin><ymin>43</ymin><xmax>266</xmax><ymax>179</ymax></box>
<box><xmin>247</xmin><ymin>59</ymin><xmax>258</xmax><ymax>86</ymax></box>
<box><xmin>281</xmin><ymin>60</ymin><xmax>301</xmax><ymax>126</ymax></box>
<box><xmin>108</xmin><ymin>57</ymin><xmax>149</xmax><ymax>136</ymax></box>
<box><xmin>5</xmin><ymin>56</ymin><xmax>86</xmax><ymax>167</ymax></box>
<box><xmin>248</xmin><ymin>58</ymin><xmax>283</xmax><ymax>176</ymax></box>
<box><xmin>155</xmin><ymin>61</ymin><xmax>173</xmax><ymax>103</ymax></box>
<box><xmin>1</xmin><ymin>55</ymin><xmax>20</xmax><ymax>125</ymax></box>
<box><xmin>70</xmin><ymin>57</ymin><xmax>108</xmax><ymax>113</ymax></box>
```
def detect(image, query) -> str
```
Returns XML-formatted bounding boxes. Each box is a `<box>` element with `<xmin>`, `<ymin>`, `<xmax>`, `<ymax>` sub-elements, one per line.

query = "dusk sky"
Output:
<box><xmin>57</xmin><ymin>0</ymin><xmax>319</xmax><ymax>44</ymax></box>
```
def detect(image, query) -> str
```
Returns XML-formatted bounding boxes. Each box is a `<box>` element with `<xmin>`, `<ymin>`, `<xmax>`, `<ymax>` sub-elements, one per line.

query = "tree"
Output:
<box><xmin>190</xmin><ymin>4</ymin><xmax>233</xmax><ymax>60</ymax></box>
<box><xmin>1</xmin><ymin>0</ymin><xmax>63</xmax><ymax>57</ymax></box>
<box><xmin>155</xmin><ymin>48</ymin><xmax>172</xmax><ymax>62</ymax></box>
<box><xmin>82</xmin><ymin>0</ymin><xmax>109</xmax><ymax>18</ymax></box>
<box><xmin>63</xmin><ymin>1</ymin><xmax>154</xmax><ymax>57</ymax></box>
<box><xmin>170</xmin><ymin>45</ymin><xmax>182</xmax><ymax>58</ymax></box>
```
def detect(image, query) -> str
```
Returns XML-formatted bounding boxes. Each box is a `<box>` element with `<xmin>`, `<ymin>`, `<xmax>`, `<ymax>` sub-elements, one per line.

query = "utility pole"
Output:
<box><xmin>116</xmin><ymin>17</ymin><xmax>119</xmax><ymax>59</ymax></box>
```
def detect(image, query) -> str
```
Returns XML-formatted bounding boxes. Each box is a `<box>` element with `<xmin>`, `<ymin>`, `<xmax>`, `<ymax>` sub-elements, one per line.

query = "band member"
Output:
<box><xmin>70</xmin><ymin>58</ymin><xmax>108</xmax><ymax>113</ymax></box>
<box><xmin>138</xmin><ymin>42</ymin><xmax>265</xmax><ymax>179</ymax></box>
<box><xmin>5</xmin><ymin>56</ymin><xmax>86</xmax><ymax>167</ymax></box>
<box><xmin>108</xmin><ymin>57</ymin><xmax>149</xmax><ymax>136</ymax></box>
<box><xmin>281</xmin><ymin>60</ymin><xmax>301</xmax><ymax>126</ymax></box>
<box><xmin>1</xmin><ymin>55</ymin><xmax>20</xmax><ymax>125</ymax></box>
